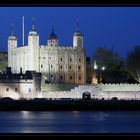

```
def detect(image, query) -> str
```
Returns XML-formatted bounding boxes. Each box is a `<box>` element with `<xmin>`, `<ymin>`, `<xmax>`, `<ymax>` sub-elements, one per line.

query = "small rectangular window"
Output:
<box><xmin>51</xmin><ymin>75</ymin><xmax>53</xmax><ymax>79</ymax></box>
<box><xmin>41</xmin><ymin>64</ymin><xmax>43</xmax><ymax>68</ymax></box>
<box><xmin>29</xmin><ymin>88</ymin><xmax>31</xmax><ymax>92</ymax></box>
<box><xmin>70</xmin><ymin>76</ymin><xmax>72</xmax><ymax>80</ymax></box>
<box><xmin>6</xmin><ymin>88</ymin><xmax>9</xmax><ymax>92</ymax></box>
<box><xmin>15</xmin><ymin>88</ymin><xmax>18</xmax><ymax>92</ymax></box>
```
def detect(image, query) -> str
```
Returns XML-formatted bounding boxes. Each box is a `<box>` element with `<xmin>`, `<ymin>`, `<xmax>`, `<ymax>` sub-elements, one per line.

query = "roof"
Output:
<box><xmin>49</xmin><ymin>32</ymin><xmax>57</xmax><ymax>39</ymax></box>
<box><xmin>8</xmin><ymin>35</ymin><xmax>17</xmax><ymax>40</ymax></box>
<box><xmin>74</xmin><ymin>30</ymin><xmax>83</xmax><ymax>36</ymax></box>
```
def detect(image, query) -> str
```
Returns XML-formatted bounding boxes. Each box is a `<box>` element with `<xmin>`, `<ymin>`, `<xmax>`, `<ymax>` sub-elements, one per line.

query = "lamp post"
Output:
<box><xmin>97</xmin><ymin>66</ymin><xmax>105</xmax><ymax>84</ymax></box>
<box><xmin>92</xmin><ymin>61</ymin><xmax>106</xmax><ymax>84</ymax></box>
<box><xmin>101</xmin><ymin>66</ymin><xmax>105</xmax><ymax>83</ymax></box>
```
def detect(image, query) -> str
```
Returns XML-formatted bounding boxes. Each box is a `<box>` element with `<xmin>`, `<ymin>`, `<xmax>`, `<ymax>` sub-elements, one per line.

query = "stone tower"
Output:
<box><xmin>8</xmin><ymin>24</ymin><xmax>17</xmax><ymax>68</ymax></box>
<box><xmin>73</xmin><ymin>20</ymin><xmax>83</xmax><ymax>48</ymax></box>
<box><xmin>47</xmin><ymin>26</ymin><xmax>59</xmax><ymax>47</ymax></box>
<box><xmin>28</xmin><ymin>17</ymin><xmax>39</xmax><ymax>72</ymax></box>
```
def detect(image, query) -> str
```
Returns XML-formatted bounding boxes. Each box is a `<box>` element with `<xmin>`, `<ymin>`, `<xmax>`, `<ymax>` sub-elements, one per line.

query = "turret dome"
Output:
<box><xmin>49</xmin><ymin>26</ymin><xmax>58</xmax><ymax>39</ymax></box>
<box><xmin>28</xmin><ymin>17</ymin><xmax>38</xmax><ymax>36</ymax></box>
<box><xmin>8</xmin><ymin>24</ymin><xmax>17</xmax><ymax>40</ymax></box>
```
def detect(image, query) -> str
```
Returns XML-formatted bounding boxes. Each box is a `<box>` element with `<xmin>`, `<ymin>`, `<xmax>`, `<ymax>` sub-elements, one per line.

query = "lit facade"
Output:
<box><xmin>8</xmin><ymin>19</ymin><xmax>86</xmax><ymax>84</ymax></box>
<box><xmin>0</xmin><ymin>67</ymin><xmax>42</xmax><ymax>99</ymax></box>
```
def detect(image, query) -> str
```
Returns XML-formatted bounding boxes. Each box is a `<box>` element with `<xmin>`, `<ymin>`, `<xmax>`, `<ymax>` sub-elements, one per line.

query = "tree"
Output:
<box><xmin>92</xmin><ymin>47</ymin><xmax>126</xmax><ymax>83</ymax></box>
<box><xmin>126</xmin><ymin>46</ymin><xmax>140</xmax><ymax>83</ymax></box>
<box><xmin>93</xmin><ymin>47</ymin><xmax>120</xmax><ymax>71</ymax></box>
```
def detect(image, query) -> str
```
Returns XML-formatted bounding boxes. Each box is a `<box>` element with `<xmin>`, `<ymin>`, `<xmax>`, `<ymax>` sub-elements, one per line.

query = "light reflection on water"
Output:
<box><xmin>0</xmin><ymin>111</ymin><xmax>140</xmax><ymax>133</ymax></box>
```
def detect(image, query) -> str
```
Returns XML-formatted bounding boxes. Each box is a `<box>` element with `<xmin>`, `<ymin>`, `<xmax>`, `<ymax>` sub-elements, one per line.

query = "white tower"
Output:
<box><xmin>73</xmin><ymin>20</ymin><xmax>83</xmax><ymax>48</ymax></box>
<box><xmin>28</xmin><ymin>17</ymin><xmax>39</xmax><ymax>72</ymax></box>
<box><xmin>47</xmin><ymin>26</ymin><xmax>59</xmax><ymax>47</ymax></box>
<box><xmin>8</xmin><ymin>24</ymin><xmax>17</xmax><ymax>68</ymax></box>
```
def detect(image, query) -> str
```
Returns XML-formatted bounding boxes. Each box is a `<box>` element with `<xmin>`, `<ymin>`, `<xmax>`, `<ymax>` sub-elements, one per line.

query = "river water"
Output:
<box><xmin>0</xmin><ymin>111</ymin><xmax>140</xmax><ymax>133</ymax></box>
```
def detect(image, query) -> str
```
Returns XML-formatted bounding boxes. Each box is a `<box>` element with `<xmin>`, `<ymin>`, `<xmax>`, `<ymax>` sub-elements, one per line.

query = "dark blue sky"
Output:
<box><xmin>1</xmin><ymin>7</ymin><xmax>140</xmax><ymax>59</ymax></box>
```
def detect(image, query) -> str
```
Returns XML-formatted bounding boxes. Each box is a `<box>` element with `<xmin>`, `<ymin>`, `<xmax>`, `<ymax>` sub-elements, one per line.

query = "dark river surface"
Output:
<box><xmin>0</xmin><ymin>111</ymin><xmax>140</xmax><ymax>133</ymax></box>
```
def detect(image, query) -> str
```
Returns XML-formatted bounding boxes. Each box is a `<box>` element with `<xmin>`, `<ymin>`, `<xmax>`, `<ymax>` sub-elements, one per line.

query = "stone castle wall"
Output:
<box><xmin>0</xmin><ymin>82</ymin><xmax>140</xmax><ymax>100</ymax></box>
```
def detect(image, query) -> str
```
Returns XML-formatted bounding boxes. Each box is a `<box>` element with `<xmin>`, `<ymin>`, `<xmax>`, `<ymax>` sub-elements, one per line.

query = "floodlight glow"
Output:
<box><xmin>102</xmin><ymin>66</ymin><xmax>105</xmax><ymax>71</ymax></box>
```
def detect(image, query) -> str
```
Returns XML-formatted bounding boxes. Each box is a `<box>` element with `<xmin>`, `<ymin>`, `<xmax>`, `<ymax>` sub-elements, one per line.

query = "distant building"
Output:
<box><xmin>0</xmin><ymin>67</ymin><xmax>42</xmax><ymax>99</ymax></box>
<box><xmin>8</xmin><ymin>18</ymin><xmax>86</xmax><ymax>84</ymax></box>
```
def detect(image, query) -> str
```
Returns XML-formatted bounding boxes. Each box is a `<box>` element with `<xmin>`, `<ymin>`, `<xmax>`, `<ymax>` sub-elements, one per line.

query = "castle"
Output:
<box><xmin>4</xmin><ymin>17</ymin><xmax>140</xmax><ymax>100</ymax></box>
<box><xmin>8</xmin><ymin>18</ymin><xmax>86</xmax><ymax>84</ymax></box>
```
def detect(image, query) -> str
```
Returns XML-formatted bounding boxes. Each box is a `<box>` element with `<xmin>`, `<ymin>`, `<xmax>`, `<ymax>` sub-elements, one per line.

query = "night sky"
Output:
<box><xmin>1</xmin><ymin>7</ymin><xmax>140</xmax><ymax>59</ymax></box>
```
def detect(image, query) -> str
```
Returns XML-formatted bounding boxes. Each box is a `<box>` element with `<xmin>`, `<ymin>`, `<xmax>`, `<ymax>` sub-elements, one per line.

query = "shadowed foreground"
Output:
<box><xmin>0</xmin><ymin>99</ymin><xmax>140</xmax><ymax>111</ymax></box>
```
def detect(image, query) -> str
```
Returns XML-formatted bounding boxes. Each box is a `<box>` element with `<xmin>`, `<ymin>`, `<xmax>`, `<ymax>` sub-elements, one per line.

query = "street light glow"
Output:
<box><xmin>102</xmin><ymin>66</ymin><xmax>105</xmax><ymax>71</ymax></box>
<box><xmin>94</xmin><ymin>61</ymin><xmax>98</xmax><ymax>70</ymax></box>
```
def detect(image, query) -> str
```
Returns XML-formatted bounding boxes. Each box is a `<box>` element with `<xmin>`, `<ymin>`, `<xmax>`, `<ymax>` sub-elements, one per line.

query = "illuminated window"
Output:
<box><xmin>15</xmin><ymin>88</ymin><xmax>18</xmax><ymax>92</ymax></box>
<box><xmin>6</xmin><ymin>88</ymin><xmax>9</xmax><ymax>92</ymax></box>
<box><xmin>29</xmin><ymin>88</ymin><xmax>31</xmax><ymax>92</ymax></box>
<box><xmin>51</xmin><ymin>75</ymin><xmax>53</xmax><ymax>79</ymax></box>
